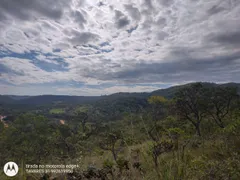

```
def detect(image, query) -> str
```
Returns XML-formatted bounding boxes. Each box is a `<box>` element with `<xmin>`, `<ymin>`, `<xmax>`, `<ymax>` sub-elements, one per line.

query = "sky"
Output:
<box><xmin>0</xmin><ymin>0</ymin><xmax>240</xmax><ymax>96</ymax></box>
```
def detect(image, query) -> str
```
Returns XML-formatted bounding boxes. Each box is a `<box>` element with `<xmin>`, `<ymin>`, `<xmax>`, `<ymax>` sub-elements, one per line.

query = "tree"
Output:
<box><xmin>206</xmin><ymin>87</ymin><xmax>238</xmax><ymax>128</ymax></box>
<box><xmin>99</xmin><ymin>130</ymin><xmax>124</xmax><ymax>162</ymax></box>
<box><xmin>53</xmin><ymin>124</ymin><xmax>77</xmax><ymax>159</ymax></box>
<box><xmin>0</xmin><ymin>114</ymin><xmax>54</xmax><ymax>165</ymax></box>
<box><xmin>0</xmin><ymin>121</ymin><xmax>4</xmax><ymax>132</ymax></box>
<box><xmin>74</xmin><ymin>112</ymin><xmax>88</xmax><ymax>133</ymax></box>
<box><xmin>174</xmin><ymin>83</ymin><xmax>207</xmax><ymax>136</ymax></box>
<box><xmin>151</xmin><ymin>140</ymin><xmax>174</xmax><ymax>167</ymax></box>
<box><xmin>148</xmin><ymin>96</ymin><xmax>169</xmax><ymax>122</ymax></box>
<box><xmin>146</xmin><ymin>96</ymin><xmax>170</xmax><ymax>140</ymax></box>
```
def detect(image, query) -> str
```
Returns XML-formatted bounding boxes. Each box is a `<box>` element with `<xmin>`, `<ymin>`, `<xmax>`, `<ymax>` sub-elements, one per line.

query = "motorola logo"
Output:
<box><xmin>3</xmin><ymin>162</ymin><xmax>19</xmax><ymax>177</ymax></box>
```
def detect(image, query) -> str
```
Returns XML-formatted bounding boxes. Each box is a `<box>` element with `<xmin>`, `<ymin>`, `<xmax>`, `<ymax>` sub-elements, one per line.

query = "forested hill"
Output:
<box><xmin>0</xmin><ymin>95</ymin><xmax>102</xmax><ymax>105</ymax></box>
<box><xmin>151</xmin><ymin>82</ymin><xmax>240</xmax><ymax>98</ymax></box>
<box><xmin>0</xmin><ymin>82</ymin><xmax>239</xmax><ymax>105</ymax></box>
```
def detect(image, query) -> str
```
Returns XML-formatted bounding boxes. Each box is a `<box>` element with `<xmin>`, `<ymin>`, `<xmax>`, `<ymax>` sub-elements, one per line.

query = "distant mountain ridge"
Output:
<box><xmin>0</xmin><ymin>95</ymin><xmax>102</xmax><ymax>105</ymax></box>
<box><xmin>0</xmin><ymin>82</ymin><xmax>239</xmax><ymax>105</ymax></box>
<box><xmin>151</xmin><ymin>82</ymin><xmax>240</xmax><ymax>98</ymax></box>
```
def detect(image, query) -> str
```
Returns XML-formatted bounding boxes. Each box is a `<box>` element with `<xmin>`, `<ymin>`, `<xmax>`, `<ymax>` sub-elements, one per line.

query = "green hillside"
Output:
<box><xmin>0</xmin><ymin>82</ymin><xmax>240</xmax><ymax>179</ymax></box>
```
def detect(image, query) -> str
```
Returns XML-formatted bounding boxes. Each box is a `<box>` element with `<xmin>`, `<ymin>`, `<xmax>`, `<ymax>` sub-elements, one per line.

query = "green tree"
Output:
<box><xmin>73</xmin><ymin>111</ymin><xmax>88</xmax><ymax>133</ymax></box>
<box><xmin>0</xmin><ymin>114</ymin><xmax>53</xmax><ymax>165</ymax></box>
<box><xmin>0</xmin><ymin>121</ymin><xmax>4</xmax><ymax>132</ymax></box>
<box><xmin>206</xmin><ymin>87</ymin><xmax>239</xmax><ymax>128</ymax></box>
<box><xmin>99</xmin><ymin>130</ymin><xmax>124</xmax><ymax>162</ymax></box>
<box><xmin>174</xmin><ymin>83</ymin><xmax>207</xmax><ymax>136</ymax></box>
<box><xmin>148</xmin><ymin>96</ymin><xmax>169</xmax><ymax>121</ymax></box>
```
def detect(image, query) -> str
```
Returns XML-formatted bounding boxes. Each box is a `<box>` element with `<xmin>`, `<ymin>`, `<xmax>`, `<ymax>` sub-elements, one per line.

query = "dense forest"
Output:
<box><xmin>0</xmin><ymin>82</ymin><xmax>240</xmax><ymax>180</ymax></box>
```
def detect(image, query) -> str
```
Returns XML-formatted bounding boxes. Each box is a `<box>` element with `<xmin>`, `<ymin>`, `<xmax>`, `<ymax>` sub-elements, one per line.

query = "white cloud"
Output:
<box><xmin>0</xmin><ymin>0</ymin><xmax>240</xmax><ymax>95</ymax></box>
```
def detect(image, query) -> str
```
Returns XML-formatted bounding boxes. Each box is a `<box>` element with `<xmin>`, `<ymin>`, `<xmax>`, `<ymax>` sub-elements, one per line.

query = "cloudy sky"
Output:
<box><xmin>0</xmin><ymin>0</ymin><xmax>240</xmax><ymax>95</ymax></box>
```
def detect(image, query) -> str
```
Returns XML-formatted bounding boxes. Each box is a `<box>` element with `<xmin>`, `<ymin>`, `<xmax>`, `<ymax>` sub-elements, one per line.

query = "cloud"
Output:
<box><xmin>143</xmin><ymin>0</ymin><xmax>154</xmax><ymax>9</ymax></box>
<box><xmin>0</xmin><ymin>0</ymin><xmax>240</xmax><ymax>95</ymax></box>
<box><xmin>124</xmin><ymin>4</ymin><xmax>141</xmax><ymax>21</ymax></box>
<box><xmin>0</xmin><ymin>57</ymin><xmax>51</xmax><ymax>84</ymax></box>
<box><xmin>94</xmin><ymin>50</ymin><xmax>240</xmax><ymax>84</ymax></box>
<box><xmin>207</xmin><ymin>5</ymin><xmax>225</xmax><ymax>15</ymax></box>
<box><xmin>114</xmin><ymin>10</ymin><xmax>130</xmax><ymax>29</ymax></box>
<box><xmin>156</xmin><ymin>31</ymin><xmax>169</xmax><ymax>40</ymax></box>
<box><xmin>0</xmin><ymin>0</ymin><xmax>70</xmax><ymax>21</ymax></box>
<box><xmin>0</xmin><ymin>83</ymin><xmax>58</xmax><ymax>96</ymax></box>
<box><xmin>68</xmin><ymin>30</ymin><xmax>100</xmax><ymax>45</ymax></box>
<box><xmin>207</xmin><ymin>31</ymin><xmax>240</xmax><ymax>46</ymax></box>
<box><xmin>71</xmin><ymin>10</ymin><xmax>87</xmax><ymax>28</ymax></box>
<box><xmin>158</xmin><ymin>0</ymin><xmax>175</xmax><ymax>7</ymax></box>
<box><xmin>0</xmin><ymin>83</ymin><xmax>164</xmax><ymax>96</ymax></box>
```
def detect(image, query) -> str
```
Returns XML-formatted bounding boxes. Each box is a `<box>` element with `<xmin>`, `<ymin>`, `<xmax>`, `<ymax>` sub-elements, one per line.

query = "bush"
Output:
<box><xmin>116</xmin><ymin>157</ymin><xmax>129</xmax><ymax>172</ymax></box>
<box><xmin>103</xmin><ymin>159</ymin><xmax>114</xmax><ymax>169</ymax></box>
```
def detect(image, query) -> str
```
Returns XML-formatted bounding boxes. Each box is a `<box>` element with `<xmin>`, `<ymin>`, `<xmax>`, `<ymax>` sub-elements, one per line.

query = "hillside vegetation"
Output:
<box><xmin>0</xmin><ymin>82</ymin><xmax>240</xmax><ymax>180</ymax></box>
